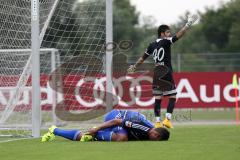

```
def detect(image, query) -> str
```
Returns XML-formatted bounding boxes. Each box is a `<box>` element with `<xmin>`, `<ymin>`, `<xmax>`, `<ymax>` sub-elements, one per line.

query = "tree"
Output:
<box><xmin>113</xmin><ymin>0</ymin><xmax>140</xmax><ymax>55</ymax></box>
<box><xmin>168</xmin><ymin>0</ymin><xmax>240</xmax><ymax>71</ymax></box>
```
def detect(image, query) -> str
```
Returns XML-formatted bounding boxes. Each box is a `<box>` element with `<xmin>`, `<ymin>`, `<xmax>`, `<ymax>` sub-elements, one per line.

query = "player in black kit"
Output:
<box><xmin>128</xmin><ymin>14</ymin><xmax>198</xmax><ymax>128</ymax></box>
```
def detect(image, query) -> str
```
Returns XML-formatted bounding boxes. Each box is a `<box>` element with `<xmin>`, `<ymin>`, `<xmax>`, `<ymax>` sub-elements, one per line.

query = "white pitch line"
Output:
<box><xmin>0</xmin><ymin>138</ymin><xmax>32</xmax><ymax>144</ymax></box>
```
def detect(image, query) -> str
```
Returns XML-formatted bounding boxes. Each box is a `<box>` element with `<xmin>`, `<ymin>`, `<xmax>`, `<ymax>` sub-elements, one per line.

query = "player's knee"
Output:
<box><xmin>155</xmin><ymin>96</ymin><xmax>162</xmax><ymax>99</ymax></box>
<box><xmin>76</xmin><ymin>133</ymin><xmax>83</xmax><ymax>141</ymax></box>
<box><xmin>166</xmin><ymin>95</ymin><xmax>176</xmax><ymax>99</ymax></box>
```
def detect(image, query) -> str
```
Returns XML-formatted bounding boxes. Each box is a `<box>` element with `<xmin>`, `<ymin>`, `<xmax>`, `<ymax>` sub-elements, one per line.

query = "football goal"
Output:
<box><xmin>0</xmin><ymin>0</ymin><xmax>113</xmax><ymax>138</ymax></box>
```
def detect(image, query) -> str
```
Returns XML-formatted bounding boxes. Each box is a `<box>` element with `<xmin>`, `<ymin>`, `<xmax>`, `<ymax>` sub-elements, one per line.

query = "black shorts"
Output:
<box><xmin>152</xmin><ymin>65</ymin><xmax>177</xmax><ymax>96</ymax></box>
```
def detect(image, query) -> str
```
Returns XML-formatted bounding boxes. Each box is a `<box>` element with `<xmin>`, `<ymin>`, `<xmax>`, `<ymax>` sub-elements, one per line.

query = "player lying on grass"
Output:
<box><xmin>127</xmin><ymin>14</ymin><xmax>199</xmax><ymax>128</ymax></box>
<box><xmin>42</xmin><ymin>109</ymin><xmax>170</xmax><ymax>142</ymax></box>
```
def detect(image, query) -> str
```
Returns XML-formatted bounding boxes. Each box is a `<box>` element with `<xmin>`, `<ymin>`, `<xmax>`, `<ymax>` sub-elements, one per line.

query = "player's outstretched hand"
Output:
<box><xmin>87</xmin><ymin>127</ymin><xmax>99</xmax><ymax>136</ymax></box>
<box><xmin>185</xmin><ymin>14</ymin><xmax>199</xmax><ymax>28</ymax></box>
<box><xmin>127</xmin><ymin>65</ymin><xmax>136</xmax><ymax>74</ymax></box>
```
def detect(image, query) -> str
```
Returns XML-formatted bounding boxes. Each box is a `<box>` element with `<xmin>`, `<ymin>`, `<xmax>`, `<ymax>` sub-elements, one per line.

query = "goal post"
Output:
<box><xmin>31</xmin><ymin>0</ymin><xmax>41</xmax><ymax>138</ymax></box>
<box><xmin>0</xmin><ymin>0</ymin><xmax>113</xmax><ymax>138</ymax></box>
<box><xmin>106</xmin><ymin>0</ymin><xmax>114</xmax><ymax>113</ymax></box>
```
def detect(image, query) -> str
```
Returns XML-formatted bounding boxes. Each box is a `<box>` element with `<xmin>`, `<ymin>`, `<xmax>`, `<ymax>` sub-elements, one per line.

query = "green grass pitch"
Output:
<box><xmin>0</xmin><ymin>125</ymin><xmax>240</xmax><ymax>160</ymax></box>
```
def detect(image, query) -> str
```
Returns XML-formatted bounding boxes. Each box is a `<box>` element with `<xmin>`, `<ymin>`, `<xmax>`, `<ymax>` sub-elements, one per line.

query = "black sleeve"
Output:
<box><xmin>144</xmin><ymin>43</ymin><xmax>154</xmax><ymax>56</ymax></box>
<box><xmin>172</xmin><ymin>35</ymin><xmax>178</xmax><ymax>43</ymax></box>
<box><xmin>166</xmin><ymin>35</ymin><xmax>178</xmax><ymax>45</ymax></box>
<box><xmin>122</xmin><ymin>120</ymin><xmax>151</xmax><ymax>132</ymax></box>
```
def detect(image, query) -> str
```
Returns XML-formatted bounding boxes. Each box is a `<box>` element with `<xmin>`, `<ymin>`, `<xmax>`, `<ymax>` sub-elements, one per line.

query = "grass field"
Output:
<box><xmin>0</xmin><ymin>125</ymin><xmax>240</xmax><ymax>160</ymax></box>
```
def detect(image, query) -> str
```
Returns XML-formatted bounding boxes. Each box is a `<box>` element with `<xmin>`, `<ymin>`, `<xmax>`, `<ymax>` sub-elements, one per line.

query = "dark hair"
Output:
<box><xmin>155</xmin><ymin>127</ymin><xmax>170</xmax><ymax>141</ymax></box>
<box><xmin>158</xmin><ymin>25</ymin><xmax>170</xmax><ymax>37</ymax></box>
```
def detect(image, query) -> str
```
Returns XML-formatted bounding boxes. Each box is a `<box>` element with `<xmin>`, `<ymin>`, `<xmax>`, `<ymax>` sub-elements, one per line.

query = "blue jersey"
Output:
<box><xmin>104</xmin><ymin>110</ymin><xmax>154</xmax><ymax>140</ymax></box>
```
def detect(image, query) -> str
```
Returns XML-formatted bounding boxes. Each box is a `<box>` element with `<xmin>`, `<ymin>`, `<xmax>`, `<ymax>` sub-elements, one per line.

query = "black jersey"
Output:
<box><xmin>122</xmin><ymin>120</ymin><xmax>152</xmax><ymax>141</ymax></box>
<box><xmin>120</xmin><ymin>110</ymin><xmax>154</xmax><ymax>141</ymax></box>
<box><xmin>145</xmin><ymin>36</ymin><xmax>178</xmax><ymax>71</ymax></box>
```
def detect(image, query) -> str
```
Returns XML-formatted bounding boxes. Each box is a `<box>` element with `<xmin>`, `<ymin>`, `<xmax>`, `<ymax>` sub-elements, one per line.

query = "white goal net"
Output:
<box><xmin>0</xmin><ymin>0</ymin><xmax>109</xmax><ymax>138</ymax></box>
<box><xmin>0</xmin><ymin>49</ymin><xmax>61</xmax><ymax>137</ymax></box>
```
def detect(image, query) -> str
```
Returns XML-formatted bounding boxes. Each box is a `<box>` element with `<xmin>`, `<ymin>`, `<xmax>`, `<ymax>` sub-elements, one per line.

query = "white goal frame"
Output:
<box><xmin>0</xmin><ymin>0</ymin><xmax>113</xmax><ymax>138</ymax></box>
<box><xmin>0</xmin><ymin>48</ymin><xmax>60</xmax><ymax>137</ymax></box>
<box><xmin>30</xmin><ymin>0</ymin><xmax>113</xmax><ymax>137</ymax></box>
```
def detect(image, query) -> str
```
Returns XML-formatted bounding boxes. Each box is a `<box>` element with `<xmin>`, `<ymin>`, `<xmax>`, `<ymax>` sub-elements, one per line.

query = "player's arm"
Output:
<box><xmin>127</xmin><ymin>53</ymin><xmax>149</xmax><ymax>73</ymax></box>
<box><xmin>176</xmin><ymin>14</ymin><xmax>199</xmax><ymax>40</ymax></box>
<box><xmin>175</xmin><ymin>26</ymin><xmax>188</xmax><ymax>40</ymax></box>
<box><xmin>122</xmin><ymin>120</ymin><xmax>151</xmax><ymax>132</ymax></box>
<box><xmin>87</xmin><ymin>119</ymin><xmax>123</xmax><ymax>135</ymax></box>
<box><xmin>135</xmin><ymin>53</ymin><xmax>149</xmax><ymax>67</ymax></box>
<box><xmin>127</xmin><ymin>42</ymin><xmax>154</xmax><ymax>73</ymax></box>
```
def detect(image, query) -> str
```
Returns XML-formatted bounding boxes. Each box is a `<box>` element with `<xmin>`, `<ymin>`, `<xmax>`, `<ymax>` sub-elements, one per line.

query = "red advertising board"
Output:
<box><xmin>173</xmin><ymin>72</ymin><xmax>240</xmax><ymax>108</ymax></box>
<box><xmin>0</xmin><ymin>72</ymin><xmax>239</xmax><ymax>110</ymax></box>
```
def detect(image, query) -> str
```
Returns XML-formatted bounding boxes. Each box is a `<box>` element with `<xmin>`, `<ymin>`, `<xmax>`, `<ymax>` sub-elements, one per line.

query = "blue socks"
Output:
<box><xmin>54</xmin><ymin>128</ymin><xmax>81</xmax><ymax>141</ymax></box>
<box><xmin>53</xmin><ymin>127</ymin><xmax>123</xmax><ymax>141</ymax></box>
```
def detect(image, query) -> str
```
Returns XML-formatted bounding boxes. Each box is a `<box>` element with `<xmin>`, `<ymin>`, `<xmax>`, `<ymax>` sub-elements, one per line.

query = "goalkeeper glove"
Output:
<box><xmin>127</xmin><ymin>65</ymin><xmax>136</xmax><ymax>73</ymax></box>
<box><xmin>185</xmin><ymin>14</ymin><xmax>199</xmax><ymax>28</ymax></box>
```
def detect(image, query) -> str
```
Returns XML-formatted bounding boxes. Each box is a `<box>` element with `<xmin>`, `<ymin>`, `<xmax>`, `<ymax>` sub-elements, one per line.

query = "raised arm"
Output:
<box><xmin>175</xmin><ymin>26</ymin><xmax>188</xmax><ymax>39</ymax></box>
<box><xmin>176</xmin><ymin>14</ymin><xmax>199</xmax><ymax>39</ymax></box>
